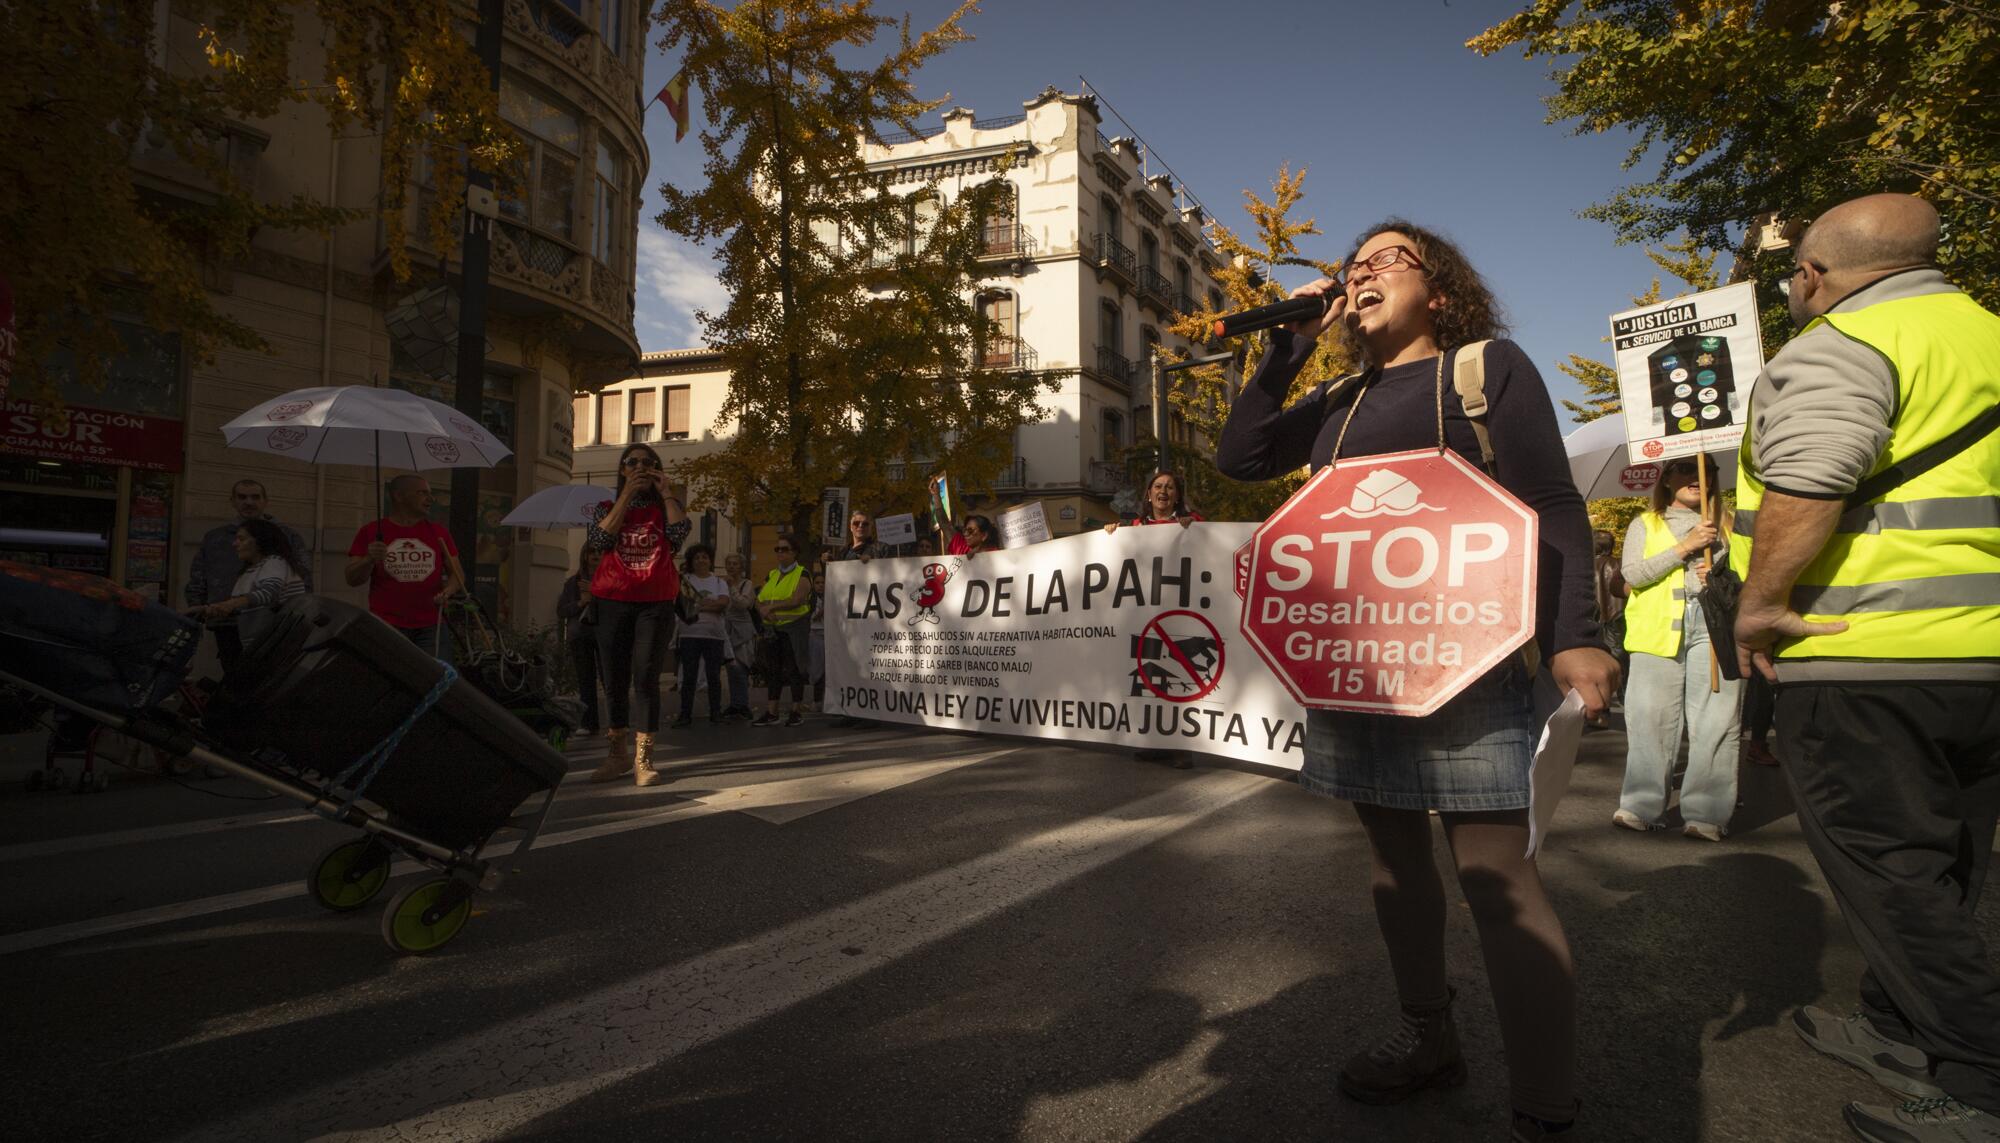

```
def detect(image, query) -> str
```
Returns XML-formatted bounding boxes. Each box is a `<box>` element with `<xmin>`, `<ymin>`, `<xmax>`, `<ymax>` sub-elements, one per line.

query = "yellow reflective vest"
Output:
<box><xmin>759</xmin><ymin>564</ymin><xmax>810</xmax><ymax>624</ymax></box>
<box><xmin>1624</xmin><ymin>514</ymin><xmax>1690</xmax><ymax>658</ymax></box>
<box><xmin>1733</xmin><ymin>289</ymin><xmax>2000</xmax><ymax>672</ymax></box>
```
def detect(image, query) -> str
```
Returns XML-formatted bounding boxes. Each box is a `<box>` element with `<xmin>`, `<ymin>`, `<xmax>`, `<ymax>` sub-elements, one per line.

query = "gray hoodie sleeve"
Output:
<box><xmin>1622</xmin><ymin>516</ymin><xmax>1685</xmax><ymax>589</ymax></box>
<box><xmin>1747</xmin><ymin>318</ymin><xmax>1898</xmax><ymax>499</ymax></box>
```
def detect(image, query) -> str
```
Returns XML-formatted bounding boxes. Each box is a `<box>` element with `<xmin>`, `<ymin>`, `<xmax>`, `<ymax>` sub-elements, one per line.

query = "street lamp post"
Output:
<box><xmin>450</xmin><ymin>0</ymin><xmax>505</xmax><ymax>591</ymax></box>
<box><xmin>1150</xmin><ymin>348</ymin><xmax>1234</xmax><ymax>476</ymax></box>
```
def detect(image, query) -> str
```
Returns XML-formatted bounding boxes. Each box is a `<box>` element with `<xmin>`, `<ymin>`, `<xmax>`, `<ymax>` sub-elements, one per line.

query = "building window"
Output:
<box><xmin>593</xmin><ymin>140</ymin><xmax>625</xmax><ymax>268</ymax></box>
<box><xmin>664</xmin><ymin>386</ymin><xmax>691</xmax><ymax>440</ymax></box>
<box><xmin>1141</xmin><ymin>325</ymin><xmax>1161</xmax><ymax>362</ymax></box>
<box><xmin>1134</xmin><ymin>403</ymin><xmax>1153</xmax><ymax>440</ymax></box>
<box><xmin>978</xmin><ymin>291</ymin><xmax>1018</xmax><ymax>368</ymax></box>
<box><xmin>902</xmin><ymin>193</ymin><xmax>940</xmax><ymax>257</ymax></box>
<box><xmin>572</xmin><ymin>394</ymin><xmax>592</xmax><ymax>446</ymax></box>
<box><xmin>1176</xmin><ymin>260</ymin><xmax>1192</xmax><ymax>301</ymax></box>
<box><xmin>1102</xmin><ymin>409</ymin><xmax>1124</xmax><ymax>460</ymax></box>
<box><xmin>598</xmin><ymin>0</ymin><xmax>624</xmax><ymax>57</ymax></box>
<box><xmin>1140</xmin><ymin>231</ymin><xmax>1159</xmax><ymax>275</ymax></box>
<box><xmin>498</xmin><ymin>78</ymin><xmax>581</xmax><ymax>242</ymax></box>
<box><xmin>981</xmin><ymin>180</ymin><xmax>1017</xmax><ymax>254</ymax></box>
<box><xmin>1099</xmin><ymin>300</ymin><xmax>1122</xmax><ymax>356</ymax></box>
<box><xmin>628</xmin><ymin>388</ymin><xmax>656</xmax><ymax>441</ymax></box>
<box><xmin>599</xmin><ymin>391</ymin><xmax>625</xmax><ymax>445</ymax></box>
<box><xmin>1099</xmin><ymin>194</ymin><xmax>1120</xmax><ymax>241</ymax></box>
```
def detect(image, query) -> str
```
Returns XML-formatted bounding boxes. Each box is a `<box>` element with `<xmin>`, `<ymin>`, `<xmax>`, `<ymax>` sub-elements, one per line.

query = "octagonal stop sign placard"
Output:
<box><xmin>1242</xmin><ymin>448</ymin><xmax>1537</xmax><ymax>715</ymax></box>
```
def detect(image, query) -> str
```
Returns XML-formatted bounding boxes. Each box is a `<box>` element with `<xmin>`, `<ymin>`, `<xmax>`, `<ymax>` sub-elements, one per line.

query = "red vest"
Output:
<box><xmin>590</xmin><ymin>503</ymin><xmax>680</xmax><ymax>602</ymax></box>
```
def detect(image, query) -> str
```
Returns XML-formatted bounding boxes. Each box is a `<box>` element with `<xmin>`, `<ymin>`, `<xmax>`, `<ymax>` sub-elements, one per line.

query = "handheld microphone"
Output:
<box><xmin>1210</xmin><ymin>294</ymin><xmax>1335</xmax><ymax>340</ymax></box>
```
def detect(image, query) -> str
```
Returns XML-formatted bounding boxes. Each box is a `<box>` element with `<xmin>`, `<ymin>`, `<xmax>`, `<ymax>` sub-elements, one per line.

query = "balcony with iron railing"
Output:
<box><xmin>1092</xmin><ymin>232</ymin><xmax>1136</xmax><ymax>286</ymax></box>
<box><xmin>978</xmin><ymin>223</ymin><xmax>1039</xmax><ymax>262</ymax></box>
<box><xmin>1175</xmin><ymin>291</ymin><xmax>1199</xmax><ymax>316</ymax></box>
<box><xmin>992</xmin><ymin>456</ymin><xmax>1027</xmax><ymax>490</ymax></box>
<box><xmin>975</xmin><ymin>335</ymin><xmax>1040</xmax><ymax>373</ymax></box>
<box><xmin>1096</xmin><ymin>345</ymin><xmax>1135</xmax><ymax>388</ymax></box>
<box><xmin>1138</xmin><ymin>266</ymin><xmax>1174</xmax><ymax>313</ymax></box>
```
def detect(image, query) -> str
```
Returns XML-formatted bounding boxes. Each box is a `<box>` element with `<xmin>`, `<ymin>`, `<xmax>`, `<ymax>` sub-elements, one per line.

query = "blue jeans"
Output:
<box><xmin>1620</xmin><ymin>603</ymin><xmax>1743</xmax><ymax>828</ymax></box>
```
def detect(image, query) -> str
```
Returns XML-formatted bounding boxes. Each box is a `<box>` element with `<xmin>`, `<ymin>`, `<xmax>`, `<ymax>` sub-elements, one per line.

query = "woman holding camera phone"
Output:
<box><xmin>585</xmin><ymin>442</ymin><xmax>690</xmax><ymax>787</ymax></box>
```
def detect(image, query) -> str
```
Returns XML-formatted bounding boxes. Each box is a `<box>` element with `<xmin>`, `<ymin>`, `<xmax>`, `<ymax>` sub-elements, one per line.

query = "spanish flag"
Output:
<box><xmin>653</xmin><ymin>69</ymin><xmax>691</xmax><ymax>142</ymax></box>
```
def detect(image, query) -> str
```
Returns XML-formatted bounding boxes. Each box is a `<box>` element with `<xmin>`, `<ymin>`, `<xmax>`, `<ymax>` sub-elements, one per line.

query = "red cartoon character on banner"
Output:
<box><xmin>907</xmin><ymin>561</ymin><xmax>954</xmax><ymax>626</ymax></box>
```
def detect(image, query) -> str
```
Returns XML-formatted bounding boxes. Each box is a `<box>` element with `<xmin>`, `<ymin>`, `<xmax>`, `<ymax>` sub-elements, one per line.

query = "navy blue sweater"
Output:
<box><xmin>1215</xmin><ymin>331</ymin><xmax>1601</xmax><ymax>658</ymax></box>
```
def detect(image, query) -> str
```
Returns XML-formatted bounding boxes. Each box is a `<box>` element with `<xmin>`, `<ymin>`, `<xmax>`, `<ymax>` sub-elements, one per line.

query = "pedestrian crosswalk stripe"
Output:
<box><xmin>181</xmin><ymin>769</ymin><xmax>1266</xmax><ymax>1142</ymax></box>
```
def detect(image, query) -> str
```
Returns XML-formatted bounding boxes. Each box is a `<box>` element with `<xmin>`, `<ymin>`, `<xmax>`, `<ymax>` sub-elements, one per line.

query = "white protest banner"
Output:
<box><xmin>875</xmin><ymin>512</ymin><xmax>917</xmax><ymax>546</ymax></box>
<box><xmin>996</xmin><ymin>500</ymin><xmax>1051</xmax><ymax>548</ymax></box>
<box><xmin>819</xmin><ymin>487</ymin><xmax>850</xmax><ymax>545</ymax></box>
<box><xmin>1610</xmin><ymin>281</ymin><xmax>1764</xmax><ymax>464</ymax></box>
<box><xmin>825</xmin><ymin>524</ymin><xmax>1309</xmax><ymax>769</ymax></box>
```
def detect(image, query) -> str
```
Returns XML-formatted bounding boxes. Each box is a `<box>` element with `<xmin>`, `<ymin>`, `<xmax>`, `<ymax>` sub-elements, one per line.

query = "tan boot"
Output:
<box><xmin>1338</xmin><ymin>988</ymin><xmax>1466</xmax><ymax>1104</ymax></box>
<box><xmin>632</xmin><ymin>731</ymin><xmax>663</xmax><ymax>788</ymax></box>
<box><xmin>590</xmin><ymin>728</ymin><xmax>633</xmax><ymax>783</ymax></box>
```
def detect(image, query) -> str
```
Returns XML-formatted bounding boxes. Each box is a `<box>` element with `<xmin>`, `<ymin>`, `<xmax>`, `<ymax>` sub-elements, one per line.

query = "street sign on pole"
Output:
<box><xmin>1240</xmin><ymin>448</ymin><xmax>1537</xmax><ymax>715</ymax></box>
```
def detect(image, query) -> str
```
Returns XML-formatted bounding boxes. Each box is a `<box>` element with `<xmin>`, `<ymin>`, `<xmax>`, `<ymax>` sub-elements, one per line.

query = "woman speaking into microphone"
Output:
<box><xmin>1216</xmin><ymin>221</ymin><xmax>1617</xmax><ymax>1141</ymax></box>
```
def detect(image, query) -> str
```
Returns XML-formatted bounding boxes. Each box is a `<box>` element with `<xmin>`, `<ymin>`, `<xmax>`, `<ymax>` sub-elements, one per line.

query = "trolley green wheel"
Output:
<box><xmin>547</xmin><ymin>725</ymin><xmax>569</xmax><ymax>751</ymax></box>
<box><xmin>308</xmin><ymin>838</ymin><xmax>392</xmax><ymax>912</ymax></box>
<box><xmin>380</xmin><ymin>878</ymin><xmax>473</xmax><ymax>955</ymax></box>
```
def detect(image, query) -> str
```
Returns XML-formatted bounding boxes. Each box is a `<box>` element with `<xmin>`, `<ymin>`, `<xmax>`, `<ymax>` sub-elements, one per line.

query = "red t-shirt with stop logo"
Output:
<box><xmin>590</xmin><ymin>502</ymin><xmax>681</xmax><ymax>602</ymax></box>
<box><xmin>348</xmin><ymin>518</ymin><xmax>458</xmax><ymax>629</ymax></box>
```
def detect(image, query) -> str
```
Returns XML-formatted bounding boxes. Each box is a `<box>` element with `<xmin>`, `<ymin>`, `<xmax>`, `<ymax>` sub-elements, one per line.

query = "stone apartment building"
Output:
<box><xmin>576</xmin><ymin>85</ymin><xmax>1237</xmax><ymax>555</ymax></box>
<box><xmin>0</xmin><ymin>0</ymin><xmax>650</xmax><ymax>630</ymax></box>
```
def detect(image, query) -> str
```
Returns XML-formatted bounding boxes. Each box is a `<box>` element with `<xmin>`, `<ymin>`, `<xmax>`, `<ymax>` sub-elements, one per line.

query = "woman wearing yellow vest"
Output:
<box><xmin>752</xmin><ymin>534</ymin><xmax>813</xmax><ymax>727</ymax></box>
<box><xmin>1616</xmin><ymin>456</ymin><xmax>1742</xmax><ymax>840</ymax></box>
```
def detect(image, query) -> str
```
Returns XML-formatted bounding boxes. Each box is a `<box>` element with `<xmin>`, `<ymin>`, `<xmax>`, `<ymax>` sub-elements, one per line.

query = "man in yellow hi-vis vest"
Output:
<box><xmin>1733</xmin><ymin>193</ymin><xmax>2000</xmax><ymax>1143</ymax></box>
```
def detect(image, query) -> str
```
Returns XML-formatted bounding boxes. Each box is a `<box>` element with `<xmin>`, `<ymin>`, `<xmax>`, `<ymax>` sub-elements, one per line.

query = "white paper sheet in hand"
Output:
<box><xmin>1526</xmin><ymin>688</ymin><xmax>1588</xmax><ymax>859</ymax></box>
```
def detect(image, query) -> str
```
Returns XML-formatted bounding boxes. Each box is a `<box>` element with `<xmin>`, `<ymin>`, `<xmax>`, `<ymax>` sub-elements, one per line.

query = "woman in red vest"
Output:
<box><xmin>586</xmin><ymin>443</ymin><xmax>690</xmax><ymax>787</ymax></box>
<box><xmin>1103</xmin><ymin>469</ymin><xmax>1205</xmax><ymax>533</ymax></box>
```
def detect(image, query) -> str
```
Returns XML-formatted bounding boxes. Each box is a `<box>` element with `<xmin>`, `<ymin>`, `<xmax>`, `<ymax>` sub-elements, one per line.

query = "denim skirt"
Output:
<box><xmin>1299</xmin><ymin>665</ymin><xmax>1535</xmax><ymax>812</ymax></box>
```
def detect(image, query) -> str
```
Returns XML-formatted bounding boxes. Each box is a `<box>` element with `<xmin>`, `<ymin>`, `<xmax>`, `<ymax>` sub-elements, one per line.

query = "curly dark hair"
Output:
<box><xmin>238</xmin><ymin>518</ymin><xmax>308</xmax><ymax>578</ymax></box>
<box><xmin>680</xmin><ymin>541</ymin><xmax>715</xmax><ymax>570</ymax></box>
<box><xmin>1336</xmin><ymin>218</ymin><xmax>1508</xmax><ymax>366</ymax></box>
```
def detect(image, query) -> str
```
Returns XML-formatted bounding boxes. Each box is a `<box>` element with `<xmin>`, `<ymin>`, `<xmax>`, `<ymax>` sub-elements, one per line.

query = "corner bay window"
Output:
<box><xmin>593</xmin><ymin>140</ymin><xmax>625</xmax><ymax>267</ymax></box>
<box><xmin>499</xmin><ymin>79</ymin><xmax>580</xmax><ymax>242</ymax></box>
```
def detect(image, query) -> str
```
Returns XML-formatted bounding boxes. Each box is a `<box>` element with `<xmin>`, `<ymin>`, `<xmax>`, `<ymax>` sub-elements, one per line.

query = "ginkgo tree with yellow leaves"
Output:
<box><xmin>1158</xmin><ymin>165</ymin><xmax>1353</xmax><ymax>522</ymax></box>
<box><xmin>652</xmin><ymin>0</ymin><xmax>1057</xmax><ymax>540</ymax></box>
<box><xmin>1</xmin><ymin>1</ymin><xmax>516</xmax><ymax>403</ymax></box>
<box><xmin>1472</xmin><ymin>0</ymin><xmax>2000</xmax><ymax>306</ymax></box>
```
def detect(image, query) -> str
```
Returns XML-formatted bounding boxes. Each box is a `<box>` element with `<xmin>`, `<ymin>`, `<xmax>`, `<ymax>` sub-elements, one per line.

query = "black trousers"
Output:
<box><xmin>1775</xmin><ymin>681</ymin><xmax>2000</xmax><ymax>1112</ymax></box>
<box><xmin>764</xmin><ymin>620</ymin><xmax>808</xmax><ymax>705</ymax></box>
<box><xmin>594</xmin><ymin>599</ymin><xmax>673</xmax><ymax>732</ymax></box>
<box><xmin>677</xmin><ymin>637</ymin><xmax>724</xmax><ymax>720</ymax></box>
<box><xmin>214</xmin><ymin>625</ymin><xmax>244</xmax><ymax>674</ymax></box>
<box><xmin>568</xmin><ymin>632</ymin><xmax>600</xmax><ymax>732</ymax></box>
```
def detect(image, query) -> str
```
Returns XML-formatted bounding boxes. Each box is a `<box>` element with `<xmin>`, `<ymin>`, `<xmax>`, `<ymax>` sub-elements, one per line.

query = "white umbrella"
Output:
<box><xmin>1563</xmin><ymin>412</ymin><xmax>1737</xmax><ymax>500</ymax></box>
<box><xmin>221</xmin><ymin>385</ymin><xmax>513</xmax><ymax>470</ymax></box>
<box><xmin>500</xmin><ymin>484</ymin><xmax>614</xmax><ymax>529</ymax></box>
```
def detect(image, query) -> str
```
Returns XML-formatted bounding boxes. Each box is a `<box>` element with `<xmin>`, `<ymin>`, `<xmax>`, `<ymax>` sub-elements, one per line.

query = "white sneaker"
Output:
<box><xmin>1612</xmin><ymin>809</ymin><xmax>1651</xmax><ymax>832</ymax></box>
<box><xmin>1683</xmin><ymin>821</ymin><xmax>1727</xmax><ymax>841</ymax></box>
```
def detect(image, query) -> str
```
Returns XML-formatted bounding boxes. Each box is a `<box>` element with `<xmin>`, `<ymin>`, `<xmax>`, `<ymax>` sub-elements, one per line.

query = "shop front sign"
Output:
<box><xmin>1</xmin><ymin>399</ymin><xmax>186</xmax><ymax>472</ymax></box>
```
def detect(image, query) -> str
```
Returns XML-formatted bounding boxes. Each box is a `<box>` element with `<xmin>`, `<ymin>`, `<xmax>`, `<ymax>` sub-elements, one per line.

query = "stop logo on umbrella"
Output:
<box><xmin>1240</xmin><ymin>448</ymin><xmax>1538</xmax><ymax>716</ymax></box>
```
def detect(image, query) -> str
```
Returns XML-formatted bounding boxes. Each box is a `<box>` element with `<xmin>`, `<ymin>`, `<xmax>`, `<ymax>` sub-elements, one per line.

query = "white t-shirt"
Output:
<box><xmin>680</xmin><ymin>572</ymin><xmax>729</xmax><ymax>640</ymax></box>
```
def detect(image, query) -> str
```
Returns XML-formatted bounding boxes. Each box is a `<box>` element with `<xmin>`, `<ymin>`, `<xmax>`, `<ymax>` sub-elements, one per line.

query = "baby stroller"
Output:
<box><xmin>0</xmin><ymin>562</ymin><xmax>563</xmax><ymax>955</ymax></box>
<box><xmin>441</xmin><ymin>595</ymin><xmax>579</xmax><ymax>750</ymax></box>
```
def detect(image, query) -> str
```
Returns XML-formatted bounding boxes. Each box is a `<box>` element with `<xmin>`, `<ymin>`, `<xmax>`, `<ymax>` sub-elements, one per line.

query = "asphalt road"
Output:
<box><xmin>3</xmin><ymin>711</ymin><xmax>1993</xmax><ymax>1142</ymax></box>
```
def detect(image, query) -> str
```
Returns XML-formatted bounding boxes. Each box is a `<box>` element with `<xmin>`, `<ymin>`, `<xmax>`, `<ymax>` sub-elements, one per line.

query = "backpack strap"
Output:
<box><xmin>1447</xmin><ymin>339</ymin><xmax>1542</xmax><ymax>676</ymax></box>
<box><xmin>1451</xmin><ymin>340</ymin><xmax>1496</xmax><ymax>470</ymax></box>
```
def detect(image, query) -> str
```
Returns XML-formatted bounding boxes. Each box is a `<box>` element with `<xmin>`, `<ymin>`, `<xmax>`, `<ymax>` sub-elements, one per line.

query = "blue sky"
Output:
<box><xmin>630</xmin><ymin>0</ymin><xmax>1695</xmax><ymax>416</ymax></box>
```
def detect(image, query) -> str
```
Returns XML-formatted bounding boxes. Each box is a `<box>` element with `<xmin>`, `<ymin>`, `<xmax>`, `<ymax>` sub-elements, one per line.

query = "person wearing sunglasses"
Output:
<box><xmin>584</xmin><ymin>442</ymin><xmax>690</xmax><ymax>786</ymax></box>
<box><xmin>1615</xmin><ymin>454</ymin><xmax>1739</xmax><ymax>842</ymax></box>
<box><xmin>753</xmin><ymin>534</ymin><xmax>814</xmax><ymax>726</ymax></box>
<box><xmin>1217</xmin><ymin>221</ymin><xmax>1615</xmax><ymax>1141</ymax></box>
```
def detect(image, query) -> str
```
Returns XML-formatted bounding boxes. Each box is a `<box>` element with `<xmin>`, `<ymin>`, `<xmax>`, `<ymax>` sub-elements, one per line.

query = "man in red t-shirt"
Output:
<box><xmin>344</xmin><ymin>474</ymin><xmax>466</xmax><ymax>656</ymax></box>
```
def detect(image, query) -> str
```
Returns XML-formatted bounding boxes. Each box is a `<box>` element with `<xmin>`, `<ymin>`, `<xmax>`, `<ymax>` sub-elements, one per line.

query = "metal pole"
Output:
<box><xmin>1151</xmin><ymin>350</ymin><xmax>1168</xmax><ymax>476</ymax></box>
<box><xmin>450</xmin><ymin>0</ymin><xmax>504</xmax><ymax>590</ymax></box>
